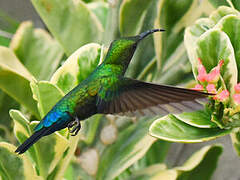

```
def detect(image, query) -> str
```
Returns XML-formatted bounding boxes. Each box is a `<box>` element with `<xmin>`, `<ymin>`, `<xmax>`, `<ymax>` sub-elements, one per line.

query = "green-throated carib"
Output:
<box><xmin>16</xmin><ymin>29</ymin><xmax>209</xmax><ymax>154</ymax></box>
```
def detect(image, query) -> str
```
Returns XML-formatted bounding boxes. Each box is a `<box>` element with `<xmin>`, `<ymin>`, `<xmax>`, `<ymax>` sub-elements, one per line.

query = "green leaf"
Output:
<box><xmin>81</xmin><ymin>114</ymin><xmax>101</xmax><ymax>145</ymax></box>
<box><xmin>30</xmin><ymin>81</ymin><xmax>64</xmax><ymax>118</ymax></box>
<box><xmin>70</xmin><ymin>161</ymin><xmax>94</xmax><ymax>180</ymax></box>
<box><xmin>87</xmin><ymin>2</ymin><xmax>109</xmax><ymax>29</ymax></box>
<box><xmin>29</xmin><ymin>121</ymin><xmax>69</xmax><ymax>177</ymax></box>
<box><xmin>10</xmin><ymin>110</ymin><xmax>69</xmax><ymax>178</ymax></box>
<box><xmin>155</xmin><ymin>48</ymin><xmax>192</xmax><ymax>85</ymax></box>
<box><xmin>0</xmin><ymin>35</ymin><xmax>10</xmax><ymax>47</ymax></box>
<box><xmin>0</xmin><ymin>142</ymin><xmax>41</xmax><ymax>180</ymax></box>
<box><xmin>174</xmin><ymin>110</ymin><xmax>217</xmax><ymax>128</ymax></box>
<box><xmin>185</xmin><ymin>14</ymin><xmax>238</xmax><ymax>93</ymax></box>
<box><xmin>11</xmin><ymin>110</ymin><xmax>44</xmax><ymax>176</ymax></box>
<box><xmin>31</xmin><ymin>0</ymin><xmax>103</xmax><ymax>55</ymax></box>
<box><xmin>154</xmin><ymin>0</ymin><xmax>216</xmax><ymax>73</ymax></box>
<box><xmin>0</xmin><ymin>9</ymin><xmax>19</xmax><ymax>33</ymax></box>
<box><xmin>102</xmin><ymin>0</ymin><xmax>122</xmax><ymax>44</ymax></box>
<box><xmin>184</xmin><ymin>6</ymin><xmax>238</xmax><ymax>55</ymax></box>
<box><xmin>144</xmin><ymin>140</ymin><xmax>171</xmax><ymax>165</ymax></box>
<box><xmin>184</xmin><ymin>17</ymin><xmax>215</xmax><ymax>70</ymax></box>
<box><xmin>196</xmin><ymin>29</ymin><xmax>237</xmax><ymax>93</ymax></box>
<box><xmin>125</xmin><ymin>0</ymin><xmax>159</xmax><ymax>78</ymax></box>
<box><xmin>97</xmin><ymin>118</ymin><xmax>156</xmax><ymax>180</ymax></box>
<box><xmin>10</xmin><ymin>21</ymin><xmax>64</xmax><ymax>80</ymax></box>
<box><xmin>50</xmin><ymin>134</ymin><xmax>81</xmax><ymax>180</ymax></box>
<box><xmin>127</xmin><ymin>145</ymin><xmax>222</xmax><ymax>180</ymax></box>
<box><xmin>215</xmin><ymin>15</ymin><xmax>240</xmax><ymax>81</ymax></box>
<box><xmin>209</xmin><ymin>5</ymin><xmax>239</xmax><ymax>24</ymax></box>
<box><xmin>0</xmin><ymin>46</ymin><xmax>39</xmax><ymax>117</ymax></box>
<box><xmin>119</xmin><ymin>0</ymin><xmax>153</xmax><ymax>36</ymax></box>
<box><xmin>208</xmin><ymin>0</ymin><xmax>229</xmax><ymax>8</ymax></box>
<box><xmin>126</xmin><ymin>164</ymin><xmax>169</xmax><ymax>180</ymax></box>
<box><xmin>232</xmin><ymin>0</ymin><xmax>240</xmax><ymax>11</ymax></box>
<box><xmin>0</xmin><ymin>90</ymin><xmax>18</xmax><ymax>129</ymax></box>
<box><xmin>51</xmin><ymin>43</ymin><xmax>102</xmax><ymax>93</ymax></box>
<box><xmin>230</xmin><ymin>130</ymin><xmax>240</xmax><ymax>156</ymax></box>
<box><xmin>151</xmin><ymin>145</ymin><xmax>222</xmax><ymax>180</ymax></box>
<box><xmin>175</xmin><ymin>145</ymin><xmax>222</xmax><ymax>180</ymax></box>
<box><xmin>11</xmin><ymin>109</ymin><xmax>31</xmax><ymax>140</ymax></box>
<box><xmin>149</xmin><ymin>114</ymin><xmax>231</xmax><ymax>142</ymax></box>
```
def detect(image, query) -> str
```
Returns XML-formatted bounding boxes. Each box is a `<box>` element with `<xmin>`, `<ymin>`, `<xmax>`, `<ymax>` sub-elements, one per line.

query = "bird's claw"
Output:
<box><xmin>68</xmin><ymin>116</ymin><xmax>81</xmax><ymax>136</ymax></box>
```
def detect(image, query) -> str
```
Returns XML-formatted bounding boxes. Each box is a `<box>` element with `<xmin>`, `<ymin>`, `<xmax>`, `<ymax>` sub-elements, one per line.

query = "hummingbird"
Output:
<box><xmin>15</xmin><ymin>29</ymin><xmax>209</xmax><ymax>154</ymax></box>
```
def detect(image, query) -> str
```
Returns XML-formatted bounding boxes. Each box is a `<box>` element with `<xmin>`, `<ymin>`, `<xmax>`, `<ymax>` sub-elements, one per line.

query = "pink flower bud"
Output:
<box><xmin>192</xmin><ymin>84</ymin><xmax>204</xmax><ymax>91</ymax></box>
<box><xmin>206</xmin><ymin>84</ymin><xmax>217</xmax><ymax>94</ymax></box>
<box><xmin>197</xmin><ymin>58</ymin><xmax>207</xmax><ymax>82</ymax></box>
<box><xmin>234</xmin><ymin>94</ymin><xmax>240</xmax><ymax>105</ymax></box>
<box><xmin>235</xmin><ymin>83</ymin><xmax>240</xmax><ymax>93</ymax></box>
<box><xmin>206</xmin><ymin>60</ymin><xmax>224</xmax><ymax>83</ymax></box>
<box><xmin>213</xmin><ymin>90</ymin><xmax>229</xmax><ymax>102</ymax></box>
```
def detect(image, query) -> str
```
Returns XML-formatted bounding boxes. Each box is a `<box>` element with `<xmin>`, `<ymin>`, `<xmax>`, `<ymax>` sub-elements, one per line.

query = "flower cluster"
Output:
<box><xmin>192</xmin><ymin>58</ymin><xmax>229</xmax><ymax>102</ymax></box>
<box><xmin>233</xmin><ymin>84</ymin><xmax>240</xmax><ymax>105</ymax></box>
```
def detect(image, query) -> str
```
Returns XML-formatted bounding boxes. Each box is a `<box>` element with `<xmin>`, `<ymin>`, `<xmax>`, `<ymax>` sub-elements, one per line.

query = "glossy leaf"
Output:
<box><xmin>149</xmin><ymin>114</ymin><xmax>231</xmax><ymax>142</ymax></box>
<box><xmin>196</xmin><ymin>29</ymin><xmax>237</xmax><ymax>93</ymax></box>
<box><xmin>10</xmin><ymin>21</ymin><xmax>63</xmax><ymax>80</ymax></box>
<box><xmin>0</xmin><ymin>46</ymin><xmax>39</xmax><ymax>117</ymax></box>
<box><xmin>231</xmin><ymin>130</ymin><xmax>240</xmax><ymax>157</ymax></box>
<box><xmin>97</xmin><ymin>118</ymin><xmax>156</xmax><ymax>180</ymax></box>
<box><xmin>127</xmin><ymin>145</ymin><xmax>222</xmax><ymax>180</ymax></box>
<box><xmin>31</xmin><ymin>0</ymin><xmax>103</xmax><ymax>55</ymax></box>
<box><xmin>232</xmin><ymin>0</ymin><xmax>240</xmax><ymax>11</ymax></box>
<box><xmin>0</xmin><ymin>142</ymin><xmax>41</xmax><ymax>180</ymax></box>
<box><xmin>0</xmin><ymin>90</ymin><xmax>18</xmax><ymax>128</ymax></box>
<box><xmin>126</xmin><ymin>164</ymin><xmax>169</xmax><ymax>180</ymax></box>
<box><xmin>0</xmin><ymin>9</ymin><xmax>19</xmax><ymax>33</ymax></box>
<box><xmin>0</xmin><ymin>36</ymin><xmax>10</xmax><ymax>47</ymax></box>
<box><xmin>174</xmin><ymin>110</ymin><xmax>217</xmax><ymax>128</ymax></box>
<box><xmin>51</xmin><ymin>43</ymin><xmax>102</xmax><ymax>93</ymax></box>
<box><xmin>119</xmin><ymin>0</ymin><xmax>153</xmax><ymax>36</ymax></box>
<box><xmin>154</xmin><ymin>0</ymin><xmax>192</xmax><ymax>68</ymax></box>
<box><xmin>30</xmin><ymin>81</ymin><xmax>64</xmax><ymax>118</ymax></box>
<box><xmin>185</xmin><ymin>6</ymin><xmax>239</xmax><ymax>84</ymax></box>
<box><xmin>87</xmin><ymin>2</ymin><xmax>109</xmax><ymax>29</ymax></box>
<box><xmin>215</xmin><ymin>15</ymin><xmax>240</xmax><ymax>81</ymax></box>
<box><xmin>152</xmin><ymin>145</ymin><xmax>222</xmax><ymax>180</ymax></box>
<box><xmin>209</xmin><ymin>6</ymin><xmax>239</xmax><ymax>24</ymax></box>
<box><xmin>153</xmin><ymin>0</ymin><xmax>215</xmax><ymax>69</ymax></box>
<box><xmin>208</xmin><ymin>0</ymin><xmax>229</xmax><ymax>8</ymax></box>
<box><xmin>29</xmin><ymin>121</ymin><xmax>69</xmax><ymax>177</ymax></box>
<box><xmin>51</xmin><ymin>134</ymin><xmax>81</xmax><ymax>179</ymax></box>
<box><xmin>11</xmin><ymin>110</ymin><xmax>69</xmax><ymax>178</ymax></box>
<box><xmin>175</xmin><ymin>145</ymin><xmax>222</xmax><ymax>180</ymax></box>
<box><xmin>125</xmin><ymin>0</ymin><xmax>158</xmax><ymax>78</ymax></box>
<box><xmin>102</xmin><ymin>0</ymin><xmax>122</xmax><ymax>44</ymax></box>
<box><xmin>184</xmin><ymin>18</ymin><xmax>215</xmax><ymax>74</ymax></box>
<box><xmin>81</xmin><ymin>114</ymin><xmax>101</xmax><ymax>145</ymax></box>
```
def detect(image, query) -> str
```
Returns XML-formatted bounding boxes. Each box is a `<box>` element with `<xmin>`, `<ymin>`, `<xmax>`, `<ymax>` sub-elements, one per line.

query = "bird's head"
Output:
<box><xmin>103</xmin><ymin>29</ymin><xmax>165</xmax><ymax>70</ymax></box>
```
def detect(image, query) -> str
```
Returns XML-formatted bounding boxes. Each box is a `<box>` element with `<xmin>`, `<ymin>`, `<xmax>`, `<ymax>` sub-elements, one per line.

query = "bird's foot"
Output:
<box><xmin>68</xmin><ymin>116</ymin><xmax>81</xmax><ymax>136</ymax></box>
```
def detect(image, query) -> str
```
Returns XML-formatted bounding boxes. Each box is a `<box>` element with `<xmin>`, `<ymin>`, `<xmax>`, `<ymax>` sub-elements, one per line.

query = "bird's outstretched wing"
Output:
<box><xmin>96</xmin><ymin>77</ymin><xmax>210</xmax><ymax>116</ymax></box>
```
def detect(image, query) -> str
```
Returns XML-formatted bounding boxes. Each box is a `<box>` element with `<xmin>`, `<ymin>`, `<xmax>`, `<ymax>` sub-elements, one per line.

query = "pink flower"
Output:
<box><xmin>234</xmin><ymin>94</ymin><xmax>240</xmax><ymax>105</ymax></box>
<box><xmin>235</xmin><ymin>83</ymin><xmax>240</xmax><ymax>93</ymax></box>
<box><xmin>206</xmin><ymin>84</ymin><xmax>217</xmax><ymax>94</ymax></box>
<box><xmin>206</xmin><ymin>60</ymin><xmax>224</xmax><ymax>83</ymax></box>
<box><xmin>213</xmin><ymin>90</ymin><xmax>229</xmax><ymax>102</ymax></box>
<box><xmin>192</xmin><ymin>84</ymin><xmax>204</xmax><ymax>91</ymax></box>
<box><xmin>197</xmin><ymin>58</ymin><xmax>207</xmax><ymax>82</ymax></box>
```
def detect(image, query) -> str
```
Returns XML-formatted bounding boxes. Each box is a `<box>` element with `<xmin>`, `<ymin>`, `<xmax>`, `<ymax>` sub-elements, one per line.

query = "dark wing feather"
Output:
<box><xmin>97</xmin><ymin>77</ymin><xmax>210</xmax><ymax>116</ymax></box>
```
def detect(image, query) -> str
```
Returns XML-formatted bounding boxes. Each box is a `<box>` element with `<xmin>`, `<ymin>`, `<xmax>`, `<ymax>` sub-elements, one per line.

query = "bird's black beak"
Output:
<box><xmin>136</xmin><ymin>29</ymin><xmax>165</xmax><ymax>43</ymax></box>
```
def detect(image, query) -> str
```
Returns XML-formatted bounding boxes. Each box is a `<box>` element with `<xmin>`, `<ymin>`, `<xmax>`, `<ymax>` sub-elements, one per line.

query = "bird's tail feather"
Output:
<box><xmin>15</xmin><ymin>127</ymin><xmax>50</xmax><ymax>154</ymax></box>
